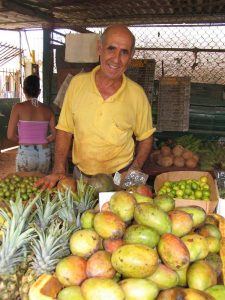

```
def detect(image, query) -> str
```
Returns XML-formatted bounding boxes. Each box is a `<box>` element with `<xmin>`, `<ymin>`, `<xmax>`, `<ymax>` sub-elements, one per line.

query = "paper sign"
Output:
<box><xmin>99</xmin><ymin>192</ymin><xmax>115</xmax><ymax>210</ymax></box>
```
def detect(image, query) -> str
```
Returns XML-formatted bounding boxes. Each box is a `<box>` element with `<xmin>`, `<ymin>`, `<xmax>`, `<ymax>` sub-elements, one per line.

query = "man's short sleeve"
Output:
<box><xmin>134</xmin><ymin>89</ymin><xmax>156</xmax><ymax>141</ymax></box>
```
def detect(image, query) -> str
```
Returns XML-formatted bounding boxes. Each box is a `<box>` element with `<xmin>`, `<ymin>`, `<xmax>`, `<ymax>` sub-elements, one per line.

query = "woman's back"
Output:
<box><xmin>7</xmin><ymin>75</ymin><xmax>56</xmax><ymax>173</ymax></box>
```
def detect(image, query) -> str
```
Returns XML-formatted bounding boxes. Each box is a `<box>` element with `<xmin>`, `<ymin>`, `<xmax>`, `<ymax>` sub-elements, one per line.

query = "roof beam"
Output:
<box><xmin>1</xmin><ymin>0</ymin><xmax>90</xmax><ymax>32</ymax></box>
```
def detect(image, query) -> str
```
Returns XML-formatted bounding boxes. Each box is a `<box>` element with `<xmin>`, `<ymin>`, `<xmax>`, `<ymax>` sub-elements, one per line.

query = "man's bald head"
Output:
<box><xmin>100</xmin><ymin>25</ymin><xmax>136</xmax><ymax>54</ymax></box>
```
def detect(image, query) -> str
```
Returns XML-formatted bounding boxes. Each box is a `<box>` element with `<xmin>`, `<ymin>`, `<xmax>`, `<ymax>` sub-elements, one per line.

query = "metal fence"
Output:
<box><xmin>54</xmin><ymin>23</ymin><xmax>225</xmax><ymax>85</ymax></box>
<box><xmin>86</xmin><ymin>24</ymin><xmax>225</xmax><ymax>85</ymax></box>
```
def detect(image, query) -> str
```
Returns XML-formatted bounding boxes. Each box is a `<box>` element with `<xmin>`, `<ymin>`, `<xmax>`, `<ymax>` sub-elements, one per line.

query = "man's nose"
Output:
<box><xmin>112</xmin><ymin>50</ymin><xmax>121</xmax><ymax>62</ymax></box>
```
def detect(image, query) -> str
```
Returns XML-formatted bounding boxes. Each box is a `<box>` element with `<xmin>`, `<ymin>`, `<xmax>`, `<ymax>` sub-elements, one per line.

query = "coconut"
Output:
<box><xmin>88</xmin><ymin>174</ymin><xmax>115</xmax><ymax>195</ymax></box>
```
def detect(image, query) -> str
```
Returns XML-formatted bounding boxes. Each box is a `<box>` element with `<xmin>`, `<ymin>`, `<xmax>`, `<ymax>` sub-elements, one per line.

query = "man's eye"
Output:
<box><xmin>121</xmin><ymin>49</ymin><xmax>129</xmax><ymax>55</ymax></box>
<box><xmin>107</xmin><ymin>46</ymin><xmax>115</xmax><ymax>51</ymax></box>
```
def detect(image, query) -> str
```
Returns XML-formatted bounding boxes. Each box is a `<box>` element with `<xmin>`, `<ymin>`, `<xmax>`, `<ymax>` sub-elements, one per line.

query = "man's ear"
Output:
<box><xmin>96</xmin><ymin>40</ymin><xmax>102</xmax><ymax>56</ymax></box>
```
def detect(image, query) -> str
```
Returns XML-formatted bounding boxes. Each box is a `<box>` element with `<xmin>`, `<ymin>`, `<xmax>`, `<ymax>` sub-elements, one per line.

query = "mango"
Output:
<box><xmin>206</xmin><ymin>236</ymin><xmax>221</xmax><ymax>253</ymax></box>
<box><xmin>197</xmin><ymin>224</ymin><xmax>222</xmax><ymax>240</ymax></box>
<box><xmin>156</xmin><ymin>288</ymin><xmax>185</xmax><ymax>299</ymax></box>
<box><xmin>168</xmin><ymin>210</ymin><xmax>193</xmax><ymax>237</ymax></box>
<box><xmin>147</xmin><ymin>263</ymin><xmax>178</xmax><ymax>290</ymax></box>
<box><xmin>182</xmin><ymin>234</ymin><xmax>209</xmax><ymax>261</ymax></box>
<box><xmin>153</xmin><ymin>194</ymin><xmax>175</xmax><ymax>212</ymax></box>
<box><xmin>93</xmin><ymin>211</ymin><xmax>126</xmax><ymax>239</ymax></box>
<box><xmin>133</xmin><ymin>192</ymin><xmax>154</xmax><ymax>204</ymax></box>
<box><xmin>109</xmin><ymin>191</ymin><xmax>136</xmax><ymax>222</ymax></box>
<box><xmin>187</xmin><ymin>260</ymin><xmax>217</xmax><ymax>291</ymax></box>
<box><xmin>176</xmin><ymin>265</ymin><xmax>188</xmax><ymax>287</ymax></box>
<box><xmin>134</xmin><ymin>203</ymin><xmax>172</xmax><ymax>235</ymax></box>
<box><xmin>205</xmin><ymin>285</ymin><xmax>225</xmax><ymax>300</ymax></box>
<box><xmin>157</xmin><ymin>233</ymin><xmax>190</xmax><ymax>271</ymax></box>
<box><xmin>123</xmin><ymin>224</ymin><xmax>160</xmax><ymax>248</ymax></box>
<box><xmin>111</xmin><ymin>244</ymin><xmax>158</xmax><ymax>278</ymax></box>
<box><xmin>205</xmin><ymin>253</ymin><xmax>222</xmax><ymax>277</ymax></box>
<box><xmin>120</xmin><ymin>278</ymin><xmax>159</xmax><ymax>300</ymax></box>
<box><xmin>183</xmin><ymin>288</ymin><xmax>216</xmax><ymax>300</ymax></box>
<box><xmin>177</xmin><ymin>205</ymin><xmax>206</xmax><ymax>228</ymax></box>
<box><xmin>81</xmin><ymin>278</ymin><xmax>125</xmax><ymax>300</ymax></box>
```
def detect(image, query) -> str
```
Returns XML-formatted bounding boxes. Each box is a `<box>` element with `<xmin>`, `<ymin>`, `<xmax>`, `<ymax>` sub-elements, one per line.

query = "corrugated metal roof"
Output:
<box><xmin>0</xmin><ymin>0</ymin><xmax>224</xmax><ymax>31</ymax></box>
<box><xmin>0</xmin><ymin>42</ymin><xmax>23</xmax><ymax>66</ymax></box>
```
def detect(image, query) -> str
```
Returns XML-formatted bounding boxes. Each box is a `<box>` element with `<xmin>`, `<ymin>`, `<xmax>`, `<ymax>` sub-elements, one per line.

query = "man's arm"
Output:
<box><xmin>131</xmin><ymin>135</ymin><xmax>153</xmax><ymax>170</ymax></box>
<box><xmin>53</xmin><ymin>129</ymin><xmax>73</xmax><ymax>174</ymax></box>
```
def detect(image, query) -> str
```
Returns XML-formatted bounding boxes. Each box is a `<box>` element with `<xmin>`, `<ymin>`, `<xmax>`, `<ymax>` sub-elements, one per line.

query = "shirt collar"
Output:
<box><xmin>91</xmin><ymin>65</ymin><xmax>127</xmax><ymax>101</ymax></box>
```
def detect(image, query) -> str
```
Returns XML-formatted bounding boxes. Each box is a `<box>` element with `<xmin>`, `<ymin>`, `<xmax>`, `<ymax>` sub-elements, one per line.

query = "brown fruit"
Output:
<box><xmin>172</xmin><ymin>145</ymin><xmax>184</xmax><ymax>157</ymax></box>
<box><xmin>57</xmin><ymin>177</ymin><xmax>77</xmax><ymax>192</ymax></box>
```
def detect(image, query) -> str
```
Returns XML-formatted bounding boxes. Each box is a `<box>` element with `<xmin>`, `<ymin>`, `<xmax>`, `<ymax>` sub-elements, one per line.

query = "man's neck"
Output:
<box><xmin>95</xmin><ymin>70</ymin><xmax>123</xmax><ymax>100</ymax></box>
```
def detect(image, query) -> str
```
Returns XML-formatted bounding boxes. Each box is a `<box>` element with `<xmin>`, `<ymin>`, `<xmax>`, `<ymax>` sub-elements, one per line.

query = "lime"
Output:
<box><xmin>179</xmin><ymin>183</ymin><xmax>186</xmax><ymax>190</ymax></box>
<box><xmin>191</xmin><ymin>182</ymin><xmax>198</xmax><ymax>190</ymax></box>
<box><xmin>200</xmin><ymin>176</ymin><xmax>208</xmax><ymax>183</ymax></box>
<box><xmin>176</xmin><ymin>189</ymin><xmax>184</xmax><ymax>198</ymax></box>
<box><xmin>194</xmin><ymin>190</ymin><xmax>203</xmax><ymax>199</ymax></box>
<box><xmin>202</xmin><ymin>183</ymin><xmax>210</xmax><ymax>191</ymax></box>
<box><xmin>163</xmin><ymin>181</ymin><xmax>171</xmax><ymax>187</ymax></box>
<box><xmin>184</xmin><ymin>188</ymin><xmax>192</xmax><ymax>196</ymax></box>
<box><xmin>202</xmin><ymin>190</ymin><xmax>210</xmax><ymax>198</ymax></box>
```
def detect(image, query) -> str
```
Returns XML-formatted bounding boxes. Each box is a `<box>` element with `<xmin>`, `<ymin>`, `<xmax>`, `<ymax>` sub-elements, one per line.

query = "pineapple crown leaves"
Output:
<box><xmin>33</xmin><ymin>192</ymin><xmax>62</xmax><ymax>230</ymax></box>
<box><xmin>73</xmin><ymin>176</ymin><xmax>98</xmax><ymax>212</ymax></box>
<box><xmin>30</xmin><ymin>221</ymin><xmax>76</xmax><ymax>275</ymax></box>
<box><xmin>73</xmin><ymin>176</ymin><xmax>98</xmax><ymax>227</ymax></box>
<box><xmin>57</xmin><ymin>189</ymin><xmax>77</xmax><ymax>225</ymax></box>
<box><xmin>8</xmin><ymin>191</ymin><xmax>40</xmax><ymax>227</ymax></box>
<box><xmin>0</xmin><ymin>215</ymin><xmax>35</xmax><ymax>274</ymax></box>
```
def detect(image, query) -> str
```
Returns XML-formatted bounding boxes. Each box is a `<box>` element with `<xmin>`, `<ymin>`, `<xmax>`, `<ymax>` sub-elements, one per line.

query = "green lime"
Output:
<box><xmin>191</xmin><ymin>182</ymin><xmax>198</xmax><ymax>190</ymax></box>
<box><xmin>200</xmin><ymin>176</ymin><xmax>208</xmax><ymax>183</ymax></box>
<box><xmin>176</xmin><ymin>189</ymin><xmax>184</xmax><ymax>198</ymax></box>
<box><xmin>194</xmin><ymin>190</ymin><xmax>203</xmax><ymax>199</ymax></box>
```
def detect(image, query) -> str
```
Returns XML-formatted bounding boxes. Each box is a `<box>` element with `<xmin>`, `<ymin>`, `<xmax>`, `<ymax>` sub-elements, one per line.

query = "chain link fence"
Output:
<box><xmin>85</xmin><ymin>24</ymin><xmax>225</xmax><ymax>85</ymax></box>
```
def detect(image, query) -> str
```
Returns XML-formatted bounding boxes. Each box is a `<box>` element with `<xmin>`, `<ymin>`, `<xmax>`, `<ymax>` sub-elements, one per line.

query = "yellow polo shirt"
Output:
<box><xmin>56</xmin><ymin>66</ymin><xmax>155</xmax><ymax>175</ymax></box>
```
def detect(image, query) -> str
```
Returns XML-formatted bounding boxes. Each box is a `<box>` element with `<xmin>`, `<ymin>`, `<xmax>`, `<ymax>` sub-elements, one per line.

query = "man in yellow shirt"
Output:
<box><xmin>37</xmin><ymin>24</ymin><xmax>155</xmax><ymax>189</ymax></box>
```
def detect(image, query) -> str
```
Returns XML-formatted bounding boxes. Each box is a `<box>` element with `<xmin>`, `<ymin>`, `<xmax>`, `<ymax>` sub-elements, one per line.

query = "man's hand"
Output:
<box><xmin>35</xmin><ymin>173</ymin><xmax>67</xmax><ymax>191</ymax></box>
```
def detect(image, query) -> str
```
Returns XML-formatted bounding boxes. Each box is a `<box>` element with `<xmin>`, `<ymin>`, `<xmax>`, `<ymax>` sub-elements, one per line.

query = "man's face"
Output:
<box><xmin>97</xmin><ymin>27</ymin><xmax>134</xmax><ymax>80</ymax></box>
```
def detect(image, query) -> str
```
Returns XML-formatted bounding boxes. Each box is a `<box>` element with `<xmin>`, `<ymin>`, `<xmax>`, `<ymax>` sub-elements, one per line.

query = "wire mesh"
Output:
<box><xmin>88</xmin><ymin>24</ymin><xmax>225</xmax><ymax>85</ymax></box>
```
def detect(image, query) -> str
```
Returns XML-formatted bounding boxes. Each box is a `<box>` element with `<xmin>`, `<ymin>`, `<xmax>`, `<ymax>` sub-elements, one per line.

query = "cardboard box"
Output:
<box><xmin>154</xmin><ymin>171</ymin><xmax>218</xmax><ymax>214</ymax></box>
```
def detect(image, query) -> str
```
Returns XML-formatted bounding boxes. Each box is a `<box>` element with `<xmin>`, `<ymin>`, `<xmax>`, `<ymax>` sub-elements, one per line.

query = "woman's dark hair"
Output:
<box><xmin>23</xmin><ymin>75</ymin><xmax>40</xmax><ymax>98</ymax></box>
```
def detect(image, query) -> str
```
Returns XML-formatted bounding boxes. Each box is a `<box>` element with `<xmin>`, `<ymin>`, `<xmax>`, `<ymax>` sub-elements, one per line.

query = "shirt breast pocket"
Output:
<box><xmin>105</xmin><ymin>122</ymin><xmax>131</xmax><ymax>146</ymax></box>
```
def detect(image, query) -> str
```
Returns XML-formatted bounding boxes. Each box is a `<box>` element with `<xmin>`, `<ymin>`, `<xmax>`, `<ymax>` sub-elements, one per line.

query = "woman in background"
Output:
<box><xmin>7</xmin><ymin>75</ymin><xmax>56</xmax><ymax>174</ymax></box>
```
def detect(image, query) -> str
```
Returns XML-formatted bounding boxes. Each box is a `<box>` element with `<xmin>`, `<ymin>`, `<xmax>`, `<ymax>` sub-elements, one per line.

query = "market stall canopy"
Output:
<box><xmin>0</xmin><ymin>0</ymin><xmax>224</xmax><ymax>31</ymax></box>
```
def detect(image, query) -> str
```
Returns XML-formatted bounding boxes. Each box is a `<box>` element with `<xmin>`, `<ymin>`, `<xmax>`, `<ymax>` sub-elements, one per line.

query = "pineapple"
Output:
<box><xmin>20</xmin><ymin>178</ymin><xmax>97</xmax><ymax>299</ymax></box>
<box><xmin>20</xmin><ymin>190</ymin><xmax>76</xmax><ymax>300</ymax></box>
<box><xmin>73</xmin><ymin>176</ymin><xmax>98</xmax><ymax>227</ymax></box>
<box><xmin>20</xmin><ymin>221</ymin><xmax>76</xmax><ymax>300</ymax></box>
<box><xmin>0</xmin><ymin>195</ymin><xmax>37</xmax><ymax>300</ymax></box>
